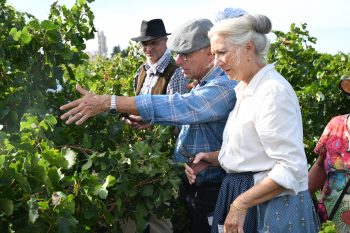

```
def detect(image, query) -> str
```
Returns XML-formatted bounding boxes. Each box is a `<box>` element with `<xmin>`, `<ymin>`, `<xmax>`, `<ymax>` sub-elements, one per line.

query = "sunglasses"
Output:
<box><xmin>140</xmin><ymin>38</ymin><xmax>165</xmax><ymax>48</ymax></box>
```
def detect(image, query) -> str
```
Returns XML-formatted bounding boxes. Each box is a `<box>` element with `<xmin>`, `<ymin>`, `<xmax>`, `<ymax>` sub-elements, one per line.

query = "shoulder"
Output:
<box><xmin>135</xmin><ymin>63</ymin><xmax>146</xmax><ymax>74</ymax></box>
<box><xmin>199</xmin><ymin>76</ymin><xmax>237</xmax><ymax>100</ymax></box>
<box><xmin>329</xmin><ymin>114</ymin><xmax>347</xmax><ymax>125</ymax></box>
<box><xmin>259</xmin><ymin>71</ymin><xmax>295</xmax><ymax>98</ymax></box>
<box><xmin>208</xmin><ymin>68</ymin><xmax>238</xmax><ymax>88</ymax></box>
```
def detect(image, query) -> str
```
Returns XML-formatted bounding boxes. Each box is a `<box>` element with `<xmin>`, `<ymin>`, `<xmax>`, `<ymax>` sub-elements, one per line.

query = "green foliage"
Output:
<box><xmin>319</xmin><ymin>221</ymin><xmax>337</xmax><ymax>233</ymax></box>
<box><xmin>0</xmin><ymin>0</ymin><xmax>95</xmax><ymax>133</ymax></box>
<box><xmin>0</xmin><ymin>1</ymin><xmax>181</xmax><ymax>232</ymax></box>
<box><xmin>1</xmin><ymin>1</ymin><xmax>348</xmax><ymax>232</ymax></box>
<box><xmin>267</xmin><ymin>23</ymin><xmax>350</xmax><ymax>165</ymax></box>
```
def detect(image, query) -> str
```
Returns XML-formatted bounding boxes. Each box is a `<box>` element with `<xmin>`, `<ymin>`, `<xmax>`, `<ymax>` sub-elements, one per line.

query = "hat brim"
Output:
<box><xmin>131</xmin><ymin>33</ymin><xmax>170</xmax><ymax>42</ymax></box>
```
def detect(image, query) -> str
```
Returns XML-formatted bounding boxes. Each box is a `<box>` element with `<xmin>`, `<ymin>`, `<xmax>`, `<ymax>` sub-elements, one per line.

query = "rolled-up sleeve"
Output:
<box><xmin>135</xmin><ymin>94</ymin><xmax>155</xmax><ymax>124</ymax></box>
<box><xmin>135</xmin><ymin>78</ymin><xmax>237</xmax><ymax>126</ymax></box>
<box><xmin>256</xmin><ymin>82</ymin><xmax>308</xmax><ymax>194</ymax></box>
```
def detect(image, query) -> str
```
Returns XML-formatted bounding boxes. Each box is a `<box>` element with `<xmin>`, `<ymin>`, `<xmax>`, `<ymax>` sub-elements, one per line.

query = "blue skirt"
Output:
<box><xmin>211</xmin><ymin>172</ymin><xmax>257</xmax><ymax>233</ymax></box>
<box><xmin>211</xmin><ymin>173</ymin><xmax>321</xmax><ymax>233</ymax></box>
<box><xmin>257</xmin><ymin>191</ymin><xmax>320</xmax><ymax>233</ymax></box>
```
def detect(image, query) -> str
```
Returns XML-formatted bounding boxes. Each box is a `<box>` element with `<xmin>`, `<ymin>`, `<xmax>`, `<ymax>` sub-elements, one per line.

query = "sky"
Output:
<box><xmin>7</xmin><ymin>0</ymin><xmax>350</xmax><ymax>55</ymax></box>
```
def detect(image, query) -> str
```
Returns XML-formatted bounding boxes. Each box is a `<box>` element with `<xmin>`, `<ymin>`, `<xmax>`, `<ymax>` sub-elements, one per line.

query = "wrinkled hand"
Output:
<box><xmin>60</xmin><ymin>85</ymin><xmax>109</xmax><ymax>125</ymax></box>
<box><xmin>122</xmin><ymin>114</ymin><xmax>151</xmax><ymax>130</ymax></box>
<box><xmin>224</xmin><ymin>201</ymin><xmax>247</xmax><ymax>233</ymax></box>
<box><xmin>184</xmin><ymin>152</ymin><xmax>210</xmax><ymax>185</ymax></box>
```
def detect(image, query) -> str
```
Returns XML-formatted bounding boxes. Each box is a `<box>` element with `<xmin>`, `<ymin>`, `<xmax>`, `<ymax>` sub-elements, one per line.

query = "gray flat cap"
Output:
<box><xmin>167</xmin><ymin>18</ymin><xmax>213</xmax><ymax>54</ymax></box>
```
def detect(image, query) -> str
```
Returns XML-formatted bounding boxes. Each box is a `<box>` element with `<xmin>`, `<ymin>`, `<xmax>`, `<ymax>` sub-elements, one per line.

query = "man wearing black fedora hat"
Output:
<box><xmin>131</xmin><ymin>19</ymin><xmax>188</xmax><ymax>97</ymax></box>
<box><xmin>120</xmin><ymin>19</ymin><xmax>189</xmax><ymax>233</ymax></box>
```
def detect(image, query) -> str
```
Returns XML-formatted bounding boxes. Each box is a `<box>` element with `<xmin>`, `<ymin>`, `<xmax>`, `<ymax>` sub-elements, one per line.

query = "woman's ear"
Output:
<box><xmin>245</xmin><ymin>41</ymin><xmax>255</xmax><ymax>52</ymax></box>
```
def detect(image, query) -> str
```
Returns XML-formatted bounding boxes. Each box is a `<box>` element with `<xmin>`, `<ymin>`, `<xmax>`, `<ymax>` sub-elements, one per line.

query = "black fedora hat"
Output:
<box><xmin>131</xmin><ymin>19</ymin><xmax>170</xmax><ymax>42</ymax></box>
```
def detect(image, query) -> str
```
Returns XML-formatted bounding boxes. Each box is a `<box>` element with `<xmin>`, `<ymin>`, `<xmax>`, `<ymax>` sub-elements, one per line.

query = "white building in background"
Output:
<box><xmin>97</xmin><ymin>30</ymin><xmax>107</xmax><ymax>56</ymax></box>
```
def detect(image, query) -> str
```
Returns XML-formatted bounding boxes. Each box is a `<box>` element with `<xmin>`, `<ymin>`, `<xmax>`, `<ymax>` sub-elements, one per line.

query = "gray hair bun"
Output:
<box><xmin>250</xmin><ymin>14</ymin><xmax>272</xmax><ymax>34</ymax></box>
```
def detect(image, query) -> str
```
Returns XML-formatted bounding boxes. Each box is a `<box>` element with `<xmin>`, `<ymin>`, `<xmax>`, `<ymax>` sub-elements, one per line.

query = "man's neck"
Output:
<box><xmin>199</xmin><ymin>61</ymin><xmax>215</xmax><ymax>82</ymax></box>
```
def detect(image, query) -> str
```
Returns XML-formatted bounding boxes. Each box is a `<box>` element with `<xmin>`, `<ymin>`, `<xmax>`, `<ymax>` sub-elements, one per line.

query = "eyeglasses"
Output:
<box><xmin>176</xmin><ymin>53</ymin><xmax>189</xmax><ymax>61</ymax></box>
<box><xmin>140</xmin><ymin>38</ymin><xmax>165</xmax><ymax>48</ymax></box>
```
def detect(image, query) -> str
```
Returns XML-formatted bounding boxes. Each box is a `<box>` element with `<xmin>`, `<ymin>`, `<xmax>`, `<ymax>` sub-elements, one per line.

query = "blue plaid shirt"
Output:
<box><xmin>136</xmin><ymin>67</ymin><xmax>238</xmax><ymax>184</ymax></box>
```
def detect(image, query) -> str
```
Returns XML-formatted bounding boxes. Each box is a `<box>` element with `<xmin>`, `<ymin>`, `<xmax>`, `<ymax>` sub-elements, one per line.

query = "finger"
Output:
<box><xmin>60</xmin><ymin>98</ymin><xmax>82</xmax><ymax>112</ymax></box>
<box><xmin>60</xmin><ymin>105</ymin><xmax>82</xmax><ymax>120</ymax></box>
<box><xmin>137</xmin><ymin>125</ymin><xmax>149</xmax><ymax>130</ymax></box>
<box><xmin>184</xmin><ymin>163</ymin><xmax>194</xmax><ymax>174</ymax></box>
<box><xmin>64</xmin><ymin>112</ymin><xmax>83</xmax><ymax>125</ymax></box>
<box><xmin>184</xmin><ymin>169</ymin><xmax>196</xmax><ymax>183</ymax></box>
<box><xmin>184</xmin><ymin>167</ymin><xmax>192</xmax><ymax>176</ymax></box>
<box><xmin>185</xmin><ymin>173</ymin><xmax>195</xmax><ymax>184</ymax></box>
<box><xmin>75</xmin><ymin>84</ymin><xmax>90</xmax><ymax>96</ymax></box>
<box><xmin>75</xmin><ymin>113</ymin><xmax>89</xmax><ymax>125</ymax></box>
<box><xmin>192</xmin><ymin>154</ymin><xmax>204</xmax><ymax>164</ymax></box>
<box><xmin>128</xmin><ymin>115</ymin><xmax>143</xmax><ymax>121</ymax></box>
<box><xmin>139</xmin><ymin>125</ymin><xmax>150</xmax><ymax>130</ymax></box>
<box><xmin>123</xmin><ymin>118</ymin><xmax>132</xmax><ymax>125</ymax></box>
<box><xmin>130</xmin><ymin>122</ymin><xmax>143</xmax><ymax>128</ymax></box>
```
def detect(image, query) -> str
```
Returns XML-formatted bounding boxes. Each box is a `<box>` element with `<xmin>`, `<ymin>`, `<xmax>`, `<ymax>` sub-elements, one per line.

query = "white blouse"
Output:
<box><xmin>218</xmin><ymin>64</ymin><xmax>308</xmax><ymax>195</ymax></box>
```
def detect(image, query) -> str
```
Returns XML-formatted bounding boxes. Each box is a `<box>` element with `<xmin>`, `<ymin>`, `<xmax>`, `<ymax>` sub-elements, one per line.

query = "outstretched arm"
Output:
<box><xmin>60</xmin><ymin>85</ymin><xmax>138</xmax><ymax>125</ymax></box>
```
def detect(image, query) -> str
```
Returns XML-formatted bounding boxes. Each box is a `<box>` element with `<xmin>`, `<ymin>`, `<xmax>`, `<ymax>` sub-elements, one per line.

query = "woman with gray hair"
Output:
<box><xmin>185</xmin><ymin>14</ymin><xmax>320</xmax><ymax>233</ymax></box>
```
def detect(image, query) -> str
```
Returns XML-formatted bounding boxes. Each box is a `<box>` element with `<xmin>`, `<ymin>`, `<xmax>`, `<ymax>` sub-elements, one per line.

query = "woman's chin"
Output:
<box><xmin>227</xmin><ymin>73</ymin><xmax>237</xmax><ymax>80</ymax></box>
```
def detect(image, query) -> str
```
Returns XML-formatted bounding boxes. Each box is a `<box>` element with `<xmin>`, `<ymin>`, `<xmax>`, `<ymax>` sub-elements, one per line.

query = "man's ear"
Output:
<box><xmin>206</xmin><ymin>46</ymin><xmax>213</xmax><ymax>56</ymax></box>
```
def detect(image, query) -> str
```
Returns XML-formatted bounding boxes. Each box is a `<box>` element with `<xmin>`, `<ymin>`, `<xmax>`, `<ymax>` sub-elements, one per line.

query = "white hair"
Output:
<box><xmin>208</xmin><ymin>14</ymin><xmax>272</xmax><ymax>63</ymax></box>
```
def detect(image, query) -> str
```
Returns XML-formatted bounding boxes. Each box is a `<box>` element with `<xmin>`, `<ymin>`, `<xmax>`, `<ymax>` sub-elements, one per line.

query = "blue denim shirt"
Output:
<box><xmin>135</xmin><ymin>67</ymin><xmax>238</xmax><ymax>184</ymax></box>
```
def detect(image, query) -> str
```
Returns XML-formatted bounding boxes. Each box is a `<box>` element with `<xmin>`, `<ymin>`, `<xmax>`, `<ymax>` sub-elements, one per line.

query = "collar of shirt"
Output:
<box><xmin>195</xmin><ymin>66</ymin><xmax>225</xmax><ymax>88</ymax></box>
<box><xmin>145</xmin><ymin>49</ymin><xmax>172</xmax><ymax>75</ymax></box>
<box><xmin>235</xmin><ymin>63</ymin><xmax>275</xmax><ymax>98</ymax></box>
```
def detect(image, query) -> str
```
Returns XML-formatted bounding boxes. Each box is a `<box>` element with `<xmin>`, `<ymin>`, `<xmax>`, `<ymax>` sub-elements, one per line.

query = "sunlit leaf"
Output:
<box><xmin>28</xmin><ymin>196</ymin><xmax>39</xmax><ymax>223</ymax></box>
<box><xmin>0</xmin><ymin>198</ymin><xmax>13</xmax><ymax>216</ymax></box>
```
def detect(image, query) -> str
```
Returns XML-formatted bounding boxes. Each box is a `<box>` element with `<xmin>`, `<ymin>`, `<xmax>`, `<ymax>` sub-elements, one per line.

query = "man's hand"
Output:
<box><xmin>184</xmin><ymin>152</ymin><xmax>211</xmax><ymax>184</ymax></box>
<box><xmin>121</xmin><ymin>114</ymin><xmax>151</xmax><ymax>130</ymax></box>
<box><xmin>60</xmin><ymin>85</ymin><xmax>110</xmax><ymax>125</ymax></box>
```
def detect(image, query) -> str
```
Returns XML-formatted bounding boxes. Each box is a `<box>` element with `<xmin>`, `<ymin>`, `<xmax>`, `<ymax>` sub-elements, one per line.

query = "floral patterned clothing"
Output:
<box><xmin>314</xmin><ymin>114</ymin><xmax>350</xmax><ymax>232</ymax></box>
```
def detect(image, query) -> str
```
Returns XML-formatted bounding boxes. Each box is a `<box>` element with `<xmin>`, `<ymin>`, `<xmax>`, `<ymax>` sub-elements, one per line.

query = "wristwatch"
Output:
<box><xmin>109</xmin><ymin>95</ymin><xmax>117</xmax><ymax>115</ymax></box>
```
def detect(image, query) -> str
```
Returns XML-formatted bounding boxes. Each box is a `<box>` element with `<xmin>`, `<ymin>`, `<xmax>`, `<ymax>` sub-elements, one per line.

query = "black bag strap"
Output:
<box><xmin>328</xmin><ymin>177</ymin><xmax>350</xmax><ymax>220</ymax></box>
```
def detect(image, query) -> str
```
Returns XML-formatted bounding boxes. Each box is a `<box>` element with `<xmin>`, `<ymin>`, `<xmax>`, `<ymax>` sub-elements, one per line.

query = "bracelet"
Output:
<box><xmin>230</xmin><ymin>202</ymin><xmax>248</xmax><ymax>212</ymax></box>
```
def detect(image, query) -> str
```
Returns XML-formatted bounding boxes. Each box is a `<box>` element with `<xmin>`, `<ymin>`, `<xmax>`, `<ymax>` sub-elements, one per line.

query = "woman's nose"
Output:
<box><xmin>214</xmin><ymin>57</ymin><xmax>223</xmax><ymax>67</ymax></box>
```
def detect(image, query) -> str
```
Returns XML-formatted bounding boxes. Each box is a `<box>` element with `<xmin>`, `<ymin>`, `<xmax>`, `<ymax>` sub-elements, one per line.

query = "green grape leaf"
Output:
<box><xmin>0</xmin><ymin>198</ymin><xmax>13</xmax><ymax>216</ymax></box>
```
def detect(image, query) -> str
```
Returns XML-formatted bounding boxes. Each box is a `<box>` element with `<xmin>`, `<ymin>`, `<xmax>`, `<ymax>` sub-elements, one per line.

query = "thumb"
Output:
<box><xmin>192</xmin><ymin>155</ymin><xmax>202</xmax><ymax>164</ymax></box>
<box><xmin>76</xmin><ymin>84</ymin><xmax>90</xmax><ymax>96</ymax></box>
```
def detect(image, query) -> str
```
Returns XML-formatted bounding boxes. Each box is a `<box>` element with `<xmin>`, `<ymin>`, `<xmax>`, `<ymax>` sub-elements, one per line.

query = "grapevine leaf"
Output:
<box><xmin>0</xmin><ymin>198</ymin><xmax>13</xmax><ymax>216</ymax></box>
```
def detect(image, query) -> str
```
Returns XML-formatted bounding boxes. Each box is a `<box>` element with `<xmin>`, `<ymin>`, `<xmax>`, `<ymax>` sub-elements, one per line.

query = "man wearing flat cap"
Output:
<box><xmin>60</xmin><ymin>18</ymin><xmax>238</xmax><ymax>233</ymax></box>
